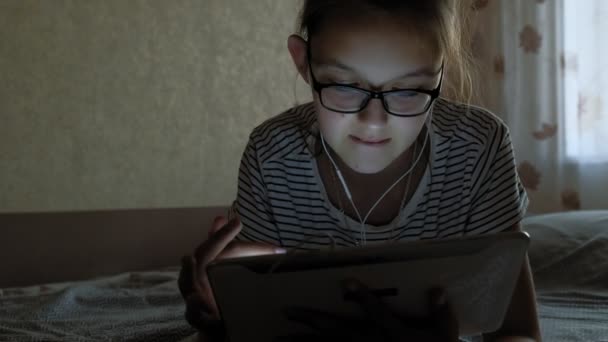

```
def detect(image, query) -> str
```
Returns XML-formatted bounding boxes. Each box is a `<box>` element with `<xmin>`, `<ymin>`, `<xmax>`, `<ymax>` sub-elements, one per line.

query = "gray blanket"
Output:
<box><xmin>0</xmin><ymin>268</ymin><xmax>195</xmax><ymax>342</ymax></box>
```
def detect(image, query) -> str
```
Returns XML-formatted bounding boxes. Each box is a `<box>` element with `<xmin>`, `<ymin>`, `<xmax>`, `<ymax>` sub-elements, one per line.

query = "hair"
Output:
<box><xmin>296</xmin><ymin>0</ymin><xmax>477</xmax><ymax>104</ymax></box>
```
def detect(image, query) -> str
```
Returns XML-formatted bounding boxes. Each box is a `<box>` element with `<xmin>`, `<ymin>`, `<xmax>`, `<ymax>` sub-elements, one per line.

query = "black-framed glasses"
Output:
<box><xmin>307</xmin><ymin>43</ymin><xmax>443</xmax><ymax>117</ymax></box>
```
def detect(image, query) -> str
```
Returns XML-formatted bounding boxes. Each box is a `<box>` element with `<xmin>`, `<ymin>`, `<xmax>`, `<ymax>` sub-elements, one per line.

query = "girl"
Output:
<box><xmin>180</xmin><ymin>0</ymin><xmax>542</xmax><ymax>341</ymax></box>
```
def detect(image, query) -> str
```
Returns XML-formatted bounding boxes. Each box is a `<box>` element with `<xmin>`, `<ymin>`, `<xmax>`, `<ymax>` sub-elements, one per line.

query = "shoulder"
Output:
<box><xmin>432</xmin><ymin>97</ymin><xmax>511</xmax><ymax>147</ymax></box>
<box><xmin>246</xmin><ymin>102</ymin><xmax>317</xmax><ymax>164</ymax></box>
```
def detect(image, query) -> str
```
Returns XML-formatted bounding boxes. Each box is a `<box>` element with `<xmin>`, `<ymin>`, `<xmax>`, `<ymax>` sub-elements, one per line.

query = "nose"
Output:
<box><xmin>357</xmin><ymin>98</ymin><xmax>388</xmax><ymax>127</ymax></box>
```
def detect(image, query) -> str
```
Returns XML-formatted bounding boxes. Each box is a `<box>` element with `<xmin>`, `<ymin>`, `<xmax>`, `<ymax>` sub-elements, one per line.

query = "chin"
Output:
<box><xmin>345</xmin><ymin>159</ymin><xmax>392</xmax><ymax>175</ymax></box>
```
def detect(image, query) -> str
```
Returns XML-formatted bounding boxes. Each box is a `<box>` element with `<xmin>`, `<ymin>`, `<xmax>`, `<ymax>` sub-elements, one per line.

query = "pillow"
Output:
<box><xmin>522</xmin><ymin>210</ymin><xmax>608</xmax><ymax>291</ymax></box>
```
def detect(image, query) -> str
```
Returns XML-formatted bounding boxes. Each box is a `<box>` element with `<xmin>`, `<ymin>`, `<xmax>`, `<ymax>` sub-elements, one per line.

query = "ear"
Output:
<box><xmin>287</xmin><ymin>34</ymin><xmax>310</xmax><ymax>84</ymax></box>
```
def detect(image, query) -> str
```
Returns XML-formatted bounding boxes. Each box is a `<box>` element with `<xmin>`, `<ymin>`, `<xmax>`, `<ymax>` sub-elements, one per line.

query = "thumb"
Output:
<box><xmin>208</xmin><ymin>215</ymin><xmax>229</xmax><ymax>237</ymax></box>
<box><xmin>219</xmin><ymin>241</ymin><xmax>287</xmax><ymax>259</ymax></box>
<box><xmin>178</xmin><ymin>255</ymin><xmax>196</xmax><ymax>298</ymax></box>
<box><xmin>429</xmin><ymin>288</ymin><xmax>447</xmax><ymax>311</ymax></box>
<box><xmin>428</xmin><ymin>288</ymin><xmax>458</xmax><ymax>340</ymax></box>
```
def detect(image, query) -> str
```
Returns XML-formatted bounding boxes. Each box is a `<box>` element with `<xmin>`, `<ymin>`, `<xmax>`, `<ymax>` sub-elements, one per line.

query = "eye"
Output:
<box><xmin>332</xmin><ymin>85</ymin><xmax>359</xmax><ymax>93</ymax></box>
<box><xmin>393</xmin><ymin>90</ymin><xmax>420</xmax><ymax>98</ymax></box>
<box><xmin>329</xmin><ymin>79</ymin><xmax>359</xmax><ymax>87</ymax></box>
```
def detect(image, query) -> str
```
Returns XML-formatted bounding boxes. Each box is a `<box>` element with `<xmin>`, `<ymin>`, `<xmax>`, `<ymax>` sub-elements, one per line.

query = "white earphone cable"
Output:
<box><xmin>320</xmin><ymin>121</ymin><xmax>430</xmax><ymax>245</ymax></box>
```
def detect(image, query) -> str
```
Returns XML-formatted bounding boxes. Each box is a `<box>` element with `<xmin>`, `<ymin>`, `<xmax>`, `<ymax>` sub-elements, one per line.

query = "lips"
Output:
<box><xmin>349</xmin><ymin>135</ymin><xmax>391</xmax><ymax>146</ymax></box>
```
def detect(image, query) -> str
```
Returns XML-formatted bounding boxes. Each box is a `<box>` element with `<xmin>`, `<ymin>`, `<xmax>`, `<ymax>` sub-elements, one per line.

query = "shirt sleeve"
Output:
<box><xmin>465</xmin><ymin>124</ymin><xmax>529</xmax><ymax>235</ymax></box>
<box><xmin>231</xmin><ymin>135</ymin><xmax>282</xmax><ymax>245</ymax></box>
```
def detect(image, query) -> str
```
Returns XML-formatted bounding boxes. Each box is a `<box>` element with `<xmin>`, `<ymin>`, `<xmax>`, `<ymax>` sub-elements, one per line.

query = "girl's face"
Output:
<box><xmin>306</xmin><ymin>14</ymin><xmax>443</xmax><ymax>174</ymax></box>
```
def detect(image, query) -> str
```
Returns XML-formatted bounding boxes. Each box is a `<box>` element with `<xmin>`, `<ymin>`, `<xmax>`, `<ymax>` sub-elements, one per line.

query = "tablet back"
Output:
<box><xmin>209</xmin><ymin>231</ymin><xmax>529</xmax><ymax>341</ymax></box>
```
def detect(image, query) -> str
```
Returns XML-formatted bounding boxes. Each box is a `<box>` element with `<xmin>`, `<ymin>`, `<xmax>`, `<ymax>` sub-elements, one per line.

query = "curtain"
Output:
<box><xmin>470</xmin><ymin>0</ymin><xmax>608</xmax><ymax>213</ymax></box>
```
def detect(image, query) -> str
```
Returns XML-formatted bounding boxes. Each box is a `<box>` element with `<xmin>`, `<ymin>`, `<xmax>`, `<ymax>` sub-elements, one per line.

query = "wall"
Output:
<box><xmin>0</xmin><ymin>0</ymin><xmax>310</xmax><ymax>212</ymax></box>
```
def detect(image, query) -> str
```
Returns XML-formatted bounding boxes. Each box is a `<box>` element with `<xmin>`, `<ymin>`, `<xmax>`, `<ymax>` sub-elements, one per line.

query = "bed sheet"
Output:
<box><xmin>537</xmin><ymin>289</ymin><xmax>608</xmax><ymax>341</ymax></box>
<box><xmin>0</xmin><ymin>268</ymin><xmax>195</xmax><ymax>342</ymax></box>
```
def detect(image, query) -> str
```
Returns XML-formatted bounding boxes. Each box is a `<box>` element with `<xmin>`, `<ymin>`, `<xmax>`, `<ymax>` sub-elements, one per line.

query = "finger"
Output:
<box><xmin>342</xmin><ymin>279</ymin><xmax>402</xmax><ymax>330</ymax></box>
<box><xmin>192</xmin><ymin>218</ymin><xmax>242</xmax><ymax>317</ymax></box>
<box><xmin>185</xmin><ymin>294</ymin><xmax>216</xmax><ymax>325</ymax></box>
<box><xmin>428</xmin><ymin>288</ymin><xmax>446</xmax><ymax>309</ymax></box>
<box><xmin>179</xmin><ymin>255</ymin><xmax>206</xmax><ymax>296</ymax></box>
<box><xmin>195</xmin><ymin>217</ymin><xmax>243</xmax><ymax>268</ymax></box>
<box><xmin>200</xmin><ymin>276</ymin><xmax>219</xmax><ymax>319</ymax></box>
<box><xmin>178</xmin><ymin>255</ymin><xmax>196</xmax><ymax>298</ymax></box>
<box><xmin>189</xmin><ymin>255</ymin><xmax>205</xmax><ymax>295</ymax></box>
<box><xmin>185</xmin><ymin>254</ymin><xmax>222</xmax><ymax>320</ymax></box>
<box><xmin>185</xmin><ymin>294</ymin><xmax>224</xmax><ymax>335</ymax></box>
<box><xmin>429</xmin><ymin>288</ymin><xmax>459</xmax><ymax>340</ymax></box>
<box><xmin>283</xmin><ymin>306</ymin><xmax>360</xmax><ymax>336</ymax></box>
<box><xmin>219</xmin><ymin>241</ymin><xmax>287</xmax><ymax>259</ymax></box>
<box><xmin>181</xmin><ymin>254</ymin><xmax>218</xmax><ymax>318</ymax></box>
<box><xmin>343</xmin><ymin>279</ymin><xmax>417</xmax><ymax>341</ymax></box>
<box><xmin>208</xmin><ymin>215</ymin><xmax>229</xmax><ymax>237</ymax></box>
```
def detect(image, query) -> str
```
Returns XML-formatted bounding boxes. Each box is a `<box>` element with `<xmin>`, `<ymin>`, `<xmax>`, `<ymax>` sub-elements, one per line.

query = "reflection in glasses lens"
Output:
<box><xmin>320</xmin><ymin>85</ymin><xmax>433</xmax><ymax>116</ymax></box>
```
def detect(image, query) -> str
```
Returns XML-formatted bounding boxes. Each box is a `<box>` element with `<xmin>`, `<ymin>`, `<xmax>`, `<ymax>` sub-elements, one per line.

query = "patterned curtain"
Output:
<box><xmin>470</xmin><ymin>0</ymin><xmax>608</xmax><ymax>213</ymax></box>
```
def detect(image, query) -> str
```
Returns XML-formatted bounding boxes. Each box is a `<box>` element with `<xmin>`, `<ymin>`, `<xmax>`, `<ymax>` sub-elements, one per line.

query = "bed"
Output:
<box><xmin>1</xmin><ymin>208</ymin><xmax>607</xmax><ymax>341</ymax></box>
<box><xmin>526</xmin><ymin>211</ymin><xmax>608</xmax><ymax>341</ymax></box>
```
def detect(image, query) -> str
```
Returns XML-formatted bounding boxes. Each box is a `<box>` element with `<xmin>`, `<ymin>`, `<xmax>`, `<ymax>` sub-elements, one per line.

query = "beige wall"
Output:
<box><xmin>0</xmin><ymin>0</ymin><xmax>310</xmax><ymax>212</ymax></box>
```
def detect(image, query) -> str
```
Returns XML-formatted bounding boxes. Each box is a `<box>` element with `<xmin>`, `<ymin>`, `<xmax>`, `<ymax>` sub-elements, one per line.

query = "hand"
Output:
<box><xmin>280</xmin><ymin>279</ymin><xmax>459</xmax><ymax>342</ymax></box>
<box><xmin>178</xmin><ymin>216</ymin><xmax>286</xmax><ymax>335</ymax></box>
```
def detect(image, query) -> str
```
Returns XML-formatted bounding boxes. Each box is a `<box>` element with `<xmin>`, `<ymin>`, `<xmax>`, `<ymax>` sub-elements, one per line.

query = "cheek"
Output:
<box><xmin>389</xmin><ymin>116</ymin><xmax>427</xmax><ymax>141</ymax></box>
<box><xmin>317</xmin><ymin>106</ymin><xmax>349</xmax><ymax>137</ymax></box>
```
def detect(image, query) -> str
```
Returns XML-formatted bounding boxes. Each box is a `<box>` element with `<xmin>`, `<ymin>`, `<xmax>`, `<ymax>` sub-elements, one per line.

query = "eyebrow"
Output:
<box><xmin>312</xmin><ymin>58</ymin><xmax>442</xmax><ymax>82</ymax></box>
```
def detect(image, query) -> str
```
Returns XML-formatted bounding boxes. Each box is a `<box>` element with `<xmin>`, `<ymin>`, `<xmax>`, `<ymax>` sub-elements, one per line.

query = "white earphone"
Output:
<box><xmin>320</xmin><ymin>114</ymin><xmax>432</xmax><ymax>245</ymax></box>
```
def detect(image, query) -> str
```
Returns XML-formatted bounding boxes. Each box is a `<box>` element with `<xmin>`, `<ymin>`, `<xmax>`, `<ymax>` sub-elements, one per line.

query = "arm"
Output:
<box><xmin>179</xmin><ymin>133</ymin><xmax>282</xmax><ymax>338</ymax></box>
<box><xmin>483</xmin><ymin>223</ymin><xmax>542</xmax><ymax>342</ymax></box>
<box><xmin>231</xmin><ymin>132</ymin><xmax>282</xmax><ymax>245</ymax></box>
<box><xmin>462</xmin><ymin>121</ymin><xmax>541</xmax><ymax>340</ymax></box>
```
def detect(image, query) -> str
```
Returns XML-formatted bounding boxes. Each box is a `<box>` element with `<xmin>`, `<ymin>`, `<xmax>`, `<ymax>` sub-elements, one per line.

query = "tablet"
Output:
<box><xmin>207</xmin><ymin>231</ymin><xmax>530</xmax><ymax>340</ymax></box>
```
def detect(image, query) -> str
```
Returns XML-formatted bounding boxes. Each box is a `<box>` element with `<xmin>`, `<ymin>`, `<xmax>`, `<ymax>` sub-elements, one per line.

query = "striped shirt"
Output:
<box><xmin>232</xmin><ymin>97</ymin><xmax>528</xmax><ymax>249</ymax></box>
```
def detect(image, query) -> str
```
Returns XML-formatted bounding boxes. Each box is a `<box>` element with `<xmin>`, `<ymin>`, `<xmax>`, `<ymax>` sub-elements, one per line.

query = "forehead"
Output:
<box><xmin>309</xmin><ymin>13</ymin><xmax>442</xmax><ymax>83</ymax></box>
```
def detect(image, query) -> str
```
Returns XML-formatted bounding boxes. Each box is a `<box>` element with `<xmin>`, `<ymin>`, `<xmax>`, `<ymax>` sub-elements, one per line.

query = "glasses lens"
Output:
<box><xmin>321</xmin><ymin>86</ymin><xmax>368</xmax><ymax>112</ymax></box>
<box><xmin>384</xmin><ymin>91</ymin><xmax>432</xmax><ymax>116</ymax></box>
